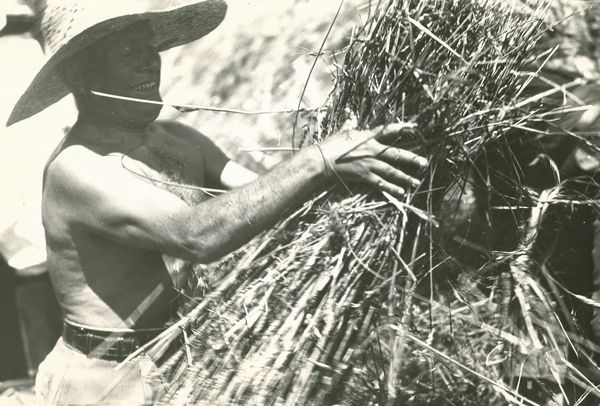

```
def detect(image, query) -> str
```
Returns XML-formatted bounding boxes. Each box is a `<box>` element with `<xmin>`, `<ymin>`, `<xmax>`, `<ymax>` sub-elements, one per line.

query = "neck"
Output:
<box><xmin>71</xmin><ymin>114</ymin><xmax>150</xmax><ymax>151</ymax></box>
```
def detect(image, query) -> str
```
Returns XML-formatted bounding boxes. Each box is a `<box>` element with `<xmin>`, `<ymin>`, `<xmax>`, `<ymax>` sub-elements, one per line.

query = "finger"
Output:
<box><xmin>372</xmin><ymin>122</ymin><xmax>417</xmax><ymax>142</ymax></box>
<box><xmin>366</xmin><ymin>173</ymin><xmax>406</xmax><ymax>199</ymax></box>
<box><xmin>369</xmin><ymin>159</ymin><xmax>421</xmax><ymax>189</ymax></box>
<box><xmin>376</xmin><ymin>144</ymin><xmax>428</xmax><ymax>168</ymax></box>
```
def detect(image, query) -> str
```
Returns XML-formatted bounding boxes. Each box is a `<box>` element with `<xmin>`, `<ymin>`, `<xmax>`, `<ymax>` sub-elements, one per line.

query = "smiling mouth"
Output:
<box><xmin>132</xmin><ymin>80</ymin><xmax>158</xmax><ymax>92</ymax></box>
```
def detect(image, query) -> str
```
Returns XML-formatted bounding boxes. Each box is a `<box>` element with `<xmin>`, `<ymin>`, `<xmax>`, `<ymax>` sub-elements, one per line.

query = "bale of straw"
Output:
<box><xmin>148</xmin><ymin>0</ymin><xmax>597</xmax><ymax>404</ymax></box>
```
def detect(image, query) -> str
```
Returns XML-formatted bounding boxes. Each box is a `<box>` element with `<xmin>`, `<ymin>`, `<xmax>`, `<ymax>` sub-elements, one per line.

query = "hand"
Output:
<box><xmin>315</xmin><ymin>123</ymin><xmax>428</xmax><ymax>197</ymax></box>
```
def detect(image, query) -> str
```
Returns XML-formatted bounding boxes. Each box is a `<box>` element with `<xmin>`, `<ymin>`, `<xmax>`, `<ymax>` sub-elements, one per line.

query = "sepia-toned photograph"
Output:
<box><xmin>2</xmin><ymin>0</ymin><xmax>600</xmax><ymax>404</ymax></box>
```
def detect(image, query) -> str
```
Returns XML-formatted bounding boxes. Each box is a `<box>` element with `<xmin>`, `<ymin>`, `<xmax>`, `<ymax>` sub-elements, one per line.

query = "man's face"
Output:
<box><xmin>79</xmin><ymin>21</ymin><xmax>163</xmax><ymax>128</ymax></box>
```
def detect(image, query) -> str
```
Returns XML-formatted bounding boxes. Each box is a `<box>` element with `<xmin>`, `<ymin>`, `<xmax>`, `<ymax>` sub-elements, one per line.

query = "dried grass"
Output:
<box><xmin>139</xmin><ymin>0</ymin><xmax>600</xmax><ymax>404</ymax></box>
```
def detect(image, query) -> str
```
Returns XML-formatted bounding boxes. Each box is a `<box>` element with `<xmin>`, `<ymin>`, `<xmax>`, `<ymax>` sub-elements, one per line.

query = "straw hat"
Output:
<box><xmin>7</xmin><ymin>0</ymin><xmax>227</xmax><ymax>126</ymax></box>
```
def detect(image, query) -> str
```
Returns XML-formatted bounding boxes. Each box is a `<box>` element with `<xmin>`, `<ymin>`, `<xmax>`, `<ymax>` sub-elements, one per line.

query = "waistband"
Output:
<box><xmin>62</xmin><ymin>319</ymin><xmax>166</xmax><ymax>362</ymax></box>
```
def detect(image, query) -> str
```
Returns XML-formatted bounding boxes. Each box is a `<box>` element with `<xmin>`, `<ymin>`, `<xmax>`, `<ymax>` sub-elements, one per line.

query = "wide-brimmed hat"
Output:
<box><xmin>7</xmin><ymin>0</ymin><xmax>227</xmax><ymax>126</ymax></box>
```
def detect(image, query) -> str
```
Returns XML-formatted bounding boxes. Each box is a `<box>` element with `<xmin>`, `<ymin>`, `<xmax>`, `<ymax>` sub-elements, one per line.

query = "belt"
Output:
<box><xmin>62</xmin><ymin>320</ymin><xmax>166</xmax><ymax>362</ymax></box>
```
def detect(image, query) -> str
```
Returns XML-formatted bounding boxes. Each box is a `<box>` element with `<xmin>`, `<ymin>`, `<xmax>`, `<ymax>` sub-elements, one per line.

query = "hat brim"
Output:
<box><xmin>7</xmin><ymin>0</ymin><xmax>227</xmax><ymax>126</ymax></box>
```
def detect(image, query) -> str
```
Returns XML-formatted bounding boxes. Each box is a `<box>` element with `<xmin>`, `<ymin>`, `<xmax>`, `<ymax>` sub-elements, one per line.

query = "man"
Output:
<box><xmin>8</xmin><ymin>0</ymin><xmax>426</xmax><ymax>404</ymax></box>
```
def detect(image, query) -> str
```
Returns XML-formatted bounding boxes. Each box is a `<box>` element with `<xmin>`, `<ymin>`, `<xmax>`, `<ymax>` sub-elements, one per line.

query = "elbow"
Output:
<box><xmin>180</xmin><ymin>232</ymin><xmax>229</xmax><ymax>264</ymax></box>
<box><xmin>176</xmin><ymin>209</ymin><xmax>245</xmax><ymax>264</ymax></box>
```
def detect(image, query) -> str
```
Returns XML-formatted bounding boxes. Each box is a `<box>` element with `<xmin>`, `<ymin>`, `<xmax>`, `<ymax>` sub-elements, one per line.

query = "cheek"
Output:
<box><xmin>83</xmin><ymin>70</ymin><xmax>111</xmax><ymax>93</ymax></box>
<box><xmin>92</xmin><ymin>63</ymin><xmax>133</xmax><ymax>92</ymax></box>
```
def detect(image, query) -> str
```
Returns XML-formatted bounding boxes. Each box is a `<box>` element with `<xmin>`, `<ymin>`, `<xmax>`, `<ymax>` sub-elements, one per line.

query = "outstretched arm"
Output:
<box><xmin>45</xmin><ymin>124</ymin><xmax>425</xmax><ymax>263</ymax></box>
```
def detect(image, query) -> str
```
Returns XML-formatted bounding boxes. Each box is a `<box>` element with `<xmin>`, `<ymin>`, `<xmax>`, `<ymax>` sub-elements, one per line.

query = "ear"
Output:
<box><xmin>59</xmin><ymin>50</ymin><xmax>99</xmax><ymax>94</ymax></box>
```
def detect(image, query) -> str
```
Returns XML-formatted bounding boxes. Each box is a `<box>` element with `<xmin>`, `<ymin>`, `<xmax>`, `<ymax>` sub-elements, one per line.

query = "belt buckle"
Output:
<box><xmin>112</xmin><ymin>336</ymin><xmax>139</xmax><ymax>361</ymax></box>
<box><xmin>105</xmin><ymin>336</ymin><xmax>121</xmax><ymax>360</ymax></box>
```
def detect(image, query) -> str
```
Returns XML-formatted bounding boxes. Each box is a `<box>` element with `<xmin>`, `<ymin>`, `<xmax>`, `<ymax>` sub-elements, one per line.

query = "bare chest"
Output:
<box><xmin>124</xmin><ymin>142</ymin><xmax>209</xmax><ymax>205</ymax></box>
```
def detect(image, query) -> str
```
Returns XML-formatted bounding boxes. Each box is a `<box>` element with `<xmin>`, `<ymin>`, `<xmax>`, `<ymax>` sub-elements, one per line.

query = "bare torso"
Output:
<box><xmin>43</xmin><ymin>120</ymin><xmax>220</xmax><ymax>329</ymax></box>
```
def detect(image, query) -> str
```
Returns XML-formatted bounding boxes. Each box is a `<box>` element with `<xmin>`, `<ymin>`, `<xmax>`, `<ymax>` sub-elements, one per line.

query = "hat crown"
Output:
<box><xmin>41</xmin><ymin>1</ymin><xmax>140</xmax><ymax>55</ymax></box>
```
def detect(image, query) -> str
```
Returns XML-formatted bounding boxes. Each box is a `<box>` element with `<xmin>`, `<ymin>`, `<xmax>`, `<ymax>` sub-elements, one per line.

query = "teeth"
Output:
<box><xmin>134</xmin><ymin>81</ymin><xmax>156</xmax><ymax>91</ymax></box>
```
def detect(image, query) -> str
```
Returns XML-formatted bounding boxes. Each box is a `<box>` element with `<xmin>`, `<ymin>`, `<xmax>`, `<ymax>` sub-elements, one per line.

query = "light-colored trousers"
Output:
<box><xmin>35</xmin><ymin>338</ymin><xmax>163</xmax><ymax>405</ymax></box>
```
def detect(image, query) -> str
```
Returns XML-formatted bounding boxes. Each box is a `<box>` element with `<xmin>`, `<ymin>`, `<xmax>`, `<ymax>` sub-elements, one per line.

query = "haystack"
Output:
<box><xmin>137</xmin><ymin>0</ymin><xmax>600</xmax><ymax>404</ymax></box>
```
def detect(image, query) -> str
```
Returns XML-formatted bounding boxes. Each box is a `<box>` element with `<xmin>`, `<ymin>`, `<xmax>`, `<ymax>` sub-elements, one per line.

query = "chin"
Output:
<box><xmin>120</xmin><ymin>92</ymin><xmax>163</xmax><ymax>124</ymax></box>
<box><xmin>129</xmin><ymin>105</ymin><xmax>163</xmax><ymax>126</ymax></box>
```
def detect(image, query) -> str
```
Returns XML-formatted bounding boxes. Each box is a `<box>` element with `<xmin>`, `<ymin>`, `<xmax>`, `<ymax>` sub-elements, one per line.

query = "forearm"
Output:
<box><xmin>52</xmin><ymin>123</ymin><xmax>423</xmax><ymax>263</ymax></box>
<box><xmin>180</xmin><ymin>146</ymin><xmax>325</xmax><ymax>262</ymax></box>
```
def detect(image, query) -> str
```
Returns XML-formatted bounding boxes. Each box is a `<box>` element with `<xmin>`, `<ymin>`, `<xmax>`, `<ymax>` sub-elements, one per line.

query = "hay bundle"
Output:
<box><xmin>145</xmin><ymin>0</ymin><xmax>599</xmax><ymax>404</ymax></box>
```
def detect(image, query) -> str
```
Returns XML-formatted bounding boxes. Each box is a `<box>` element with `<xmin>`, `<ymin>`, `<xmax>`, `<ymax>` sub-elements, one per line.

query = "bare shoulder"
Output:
<box><xmin>44</xmin><ymin>143</ymin><xmax>189</xmax><ymax>232</ymax></box>
<box><xmin>151</xmin><ymin>120</ymin><xmax>206</xmax><ymax>143</ymax></box>
<box><xmin>46</xmin><ymin>145</ymin><xmax>124</xmax><ymax>188</ymax></box>
<box><xmin>149</xmin><ymin>120</ymin><xmax>222</xmax><ymax>151</ymax></box>
<box><xmin>43</xmin><ymin>146</ymin><xmax>127</xmax><ymax>228</ymax></box>
<box><xmin>45</xmin><ymin>146</ymin><xmax>151</xmax><ymax>211</ymax></box>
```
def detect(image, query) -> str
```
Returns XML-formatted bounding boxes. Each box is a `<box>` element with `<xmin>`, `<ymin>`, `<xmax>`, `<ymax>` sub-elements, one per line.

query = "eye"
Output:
<box><xmin>120</xmin><ymin>44</ymin><xmax>133</xmax><ymax>56</ymax></box>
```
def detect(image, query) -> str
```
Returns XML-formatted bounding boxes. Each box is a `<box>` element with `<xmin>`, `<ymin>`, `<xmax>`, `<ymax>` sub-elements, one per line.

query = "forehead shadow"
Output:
<box><xmin>62</xmin><ymin>20</ymin><xmax>158</xmax><ymax>86</ymax></box>
<box><xmin>96</xmin><ymin>20</ymin><xmax>156</xmax><ymax>50</ymax></box>
<box><xmin>120</xmin><ymin>20</ymin><xmax>155</xmax><ymax>38</ymax></box>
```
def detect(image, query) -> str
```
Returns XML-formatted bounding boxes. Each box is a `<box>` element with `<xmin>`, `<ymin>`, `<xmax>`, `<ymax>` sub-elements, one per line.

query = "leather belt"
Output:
<box><xmin>62</xmin><ymin>320</ymin><xmax>165</xmax><ymax>362</ymax></box>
